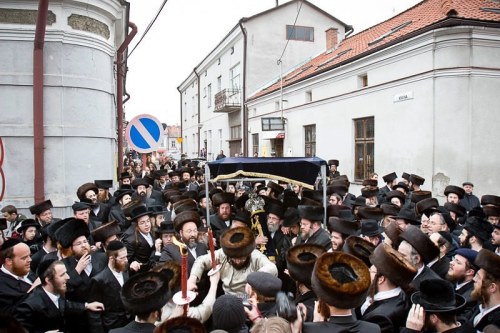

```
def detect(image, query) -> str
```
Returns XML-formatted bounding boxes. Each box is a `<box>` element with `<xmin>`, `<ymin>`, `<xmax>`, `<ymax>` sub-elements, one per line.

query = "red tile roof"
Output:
<box><xmin>249</xmin><ymin>0</ymin><xmax>500</xmax><ymax>100</ymax></box>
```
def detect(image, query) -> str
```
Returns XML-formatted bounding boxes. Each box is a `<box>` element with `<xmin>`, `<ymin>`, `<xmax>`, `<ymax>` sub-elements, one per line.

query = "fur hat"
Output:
<box><xmin>399</xmin><ymin>225</ymin><xmax>439</xmax><ymax>264</ymax></box>
<box><xmin>415</xmin><ymin>198</ymin><xmax>439</xmax><ymax>217</ymax></box>
<box><xmin>411</xmin><ymin>279</ymin><xmax>466</xmax><ymax>313</ymax></box>
<box><xmin>328</xmin><ymin>159</ymin><xmax>339</xmax><ymax>166</ymax></box>
<box><xmin>297</xmin><ymin>205</ymin><xmax>324</xmax><ymax>222</ymax></box>
<box><xmin>370</xmin><ymin>243</ymin><xmax>417</xmax><ymax>287</ymax></box>
<box><xmin>54</xmin><ymin>218</ymin><xmax>90</xmax><ymax>248</ymax></box>
<box><xmin>401</xmin><ymin>172</ymin><xmax>410</xmax><ymax>181</ymax></box>
<box><xmin>380</xmin><ymin>203</ymin><xmax>400</xmax><ymax>217</ymax></box>
<box><xmin>286</xmin><ymin>243</ymin><xmax>326</xmax><ymax>288</ymax></box>
<box><xmin>76</xmin><ymin>182</ymin><xmax>98</xmax><ymax>201</ymax></box>
<box><xmin>156</xmin><ymin>317</ymin><xmax>206</xmax><ymax>333</ymax></box>
<box><xmin>443</xmin><ymin>202</ymin><xmax>466</xmax><ymax>218</ymax></box>
<box><xmin>362</xmin><ymin>179</ymin><xmax>378</xmax><ymax>187</ymax></box>
<box><xmin>475</xmin><ymin>249</ymin><xmax>500</xmax><ymax>279</ymax></box>
<box><xmin>220</xmin><ymin>227</ymin><xmax>255</xmax><ymax>258</ymax></box>
<box><xmin>156</xmin><ymin>221</ymin><xmax>175</xmax><ymax>235</ymax></box>
<box><xmin>386</xmin><ymin>190</ymin><xmax>406</xmax><ymax>205</ymax></box>
<box><xmin>173</xmin><ymin>199</ymin><xmax>198</xmax><ymax>215</ymax></box>
<box><xmin>299</xmin><ymin>197</ymin><xmax>321</xmax><ymax>206</ymax></box>
<box><xmin>327</xmin><ymin>183</ymin><xmax>349</xmax><ymax>197</ymax></box>
<box><xmin>411</xmin><ymin>191</ymin><xmax>432</xmax><ymax>203</ymax></box>
<box><xmin>357</xmin><ymin>207</ymin><xmax>383</xmax><ymax>221</ymax></box>
<box><xmin>382</xmin><ymin>172</ymin><xmax>398</xmax><ymax>183</ymax></box>
<box><xmin>247</xmin><ymin>272</ymin><xmax>282</xmax><ymax>297</ymax></box>
<box><xmin>29</xmin><ymin>199</ymin><xmax>53</xmax><ymax>215</ymax></box>
<box><xmin>152</xmin><ymin>260</ymin><xmax>181</xmax><ymax>292</ymax></box>
<box><xmin>483</xmin><ymin>205</ymin><xmax>500</xmax><ymax>218</ymax></box>
<box><xmin>361</xmin><ymin>186</ymin><xmax>379</xmax><ymax>198</ymax></box>
<box><xmin>409</xmin><ymin>174</ymin><xmax>425</xmax><ymax>186</ymax></box>
<box><xmin>212</xmin><ymin>192</ymin><xmax>235</xmax><ymax>207</ymax></box>
<box><xmin>444</xmin><ymin>185</ymin><xmax>465</xmax><ymax>199</ymax></box>
<box><xmin>302</xmin><ymin>190</ymin><xmax>323</xmax><ymax>203</ymax></box>
<box><xmin>311</xmin><ymin>252</ymin><xmax>370</xmax><ymax>309</ymax></box>
<box><xmin>326</xmin><ymin>205</ymin><xmax>350</xmax><ymax>218</ymax></box>
<box><xmin>327</xmin><ymin>217</ymin><xmax>359</xmax><ymax>236</ymax></box>
<box><xmin>173</xmin><ymin>211</ymin><xmax>200</xmax><ymax>232</ymax></box>
<box><xmin>212</xmin><ymin>294</ymin><xmax>246</xmax><ymax>332</ymax></box>
<box><xmin>94</xmin><ymin>180</ymin><xmax>113</xmax><ymax>189</ymax></box>
<box><xmin>393</xmin><ymin>182</ymin><xmax>410</xmax><ymax>193</ymax></box>
<box><xmin>342</xmin><ymin>236</ymin><xmax>376</xmax><ymax>267</ymax></box>
<box><xmin>162</xmin><ymin>189</ymin><xmax>181</xmax><ymax>203</ymax></box>
<box><xmin>91</xmin><ymin>221</ymin><xmax>121</xmax><ymax>243</ymax></box>
<box><xmin>384</xmin><ymin>221</ymin><xmax>402</xmax><ymax>249</ymax></box>
<box><xmin>283</xmin><ymin>207</ymin><xmax>300</xmax><ymax>227</ymax></box>
<box><xmin>481</xmin><ymin>195</ymin><xmax>500</xmax><ymax>206</ymax></box>
<box><xmin>267</xmin><ymin>181</ymin><xmax>284</xmax><ymax>195</ymax></box>
<box><xmin>121</xmin><ymin>271</ymin><xmax>171</xmax><ymax>315</ymax></box>
<box><xmin>47</xmin><ymin>219</ymin><xmax>67</xmax><ymax>241</ymax></box>
<box><xmin>282</xmin><ymin>190</ymin><xmax>300</xmax><ymax>209</ymax></box>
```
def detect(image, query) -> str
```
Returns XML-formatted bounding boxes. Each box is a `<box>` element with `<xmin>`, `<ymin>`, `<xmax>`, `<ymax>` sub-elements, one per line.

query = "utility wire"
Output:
<box><xmin>277</xmin><ymin>0</ymin><xmax>303</xmax><ymax>65</ymax></box>
<box><xmin>127</xmin><ymin>0</ymin><xmax>169</xmax><ymax>59</ymax></box>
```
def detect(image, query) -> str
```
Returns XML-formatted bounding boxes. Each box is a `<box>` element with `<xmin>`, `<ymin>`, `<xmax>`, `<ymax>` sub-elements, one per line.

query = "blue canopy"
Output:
<box><xmin>207</xmin><ymin>157</ymin><xmax>327</xmax><ymax>189</ymax></box>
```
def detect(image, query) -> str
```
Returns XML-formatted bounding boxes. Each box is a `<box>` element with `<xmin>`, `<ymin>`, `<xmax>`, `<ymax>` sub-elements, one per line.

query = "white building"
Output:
<box><xmin>0</xmin><ymin>0</ymin><xmax>130</xmax><ymax>215</ymax></box>
<box><xmin>247</xmin><ymin>0</ymin><xmax>500</xmax><ymax>197</ymax></box>
<box><xmin>178</xmin><ymin>0</ymin><xmax>351</xmax><ymax>160</ymax></box>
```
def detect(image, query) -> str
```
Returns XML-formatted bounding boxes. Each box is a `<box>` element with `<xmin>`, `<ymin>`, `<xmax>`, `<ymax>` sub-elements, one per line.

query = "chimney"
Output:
<box><xmin>325</xmin><ymin>28</ymin><xmax>338</xmax><ymax>50</ymax></box>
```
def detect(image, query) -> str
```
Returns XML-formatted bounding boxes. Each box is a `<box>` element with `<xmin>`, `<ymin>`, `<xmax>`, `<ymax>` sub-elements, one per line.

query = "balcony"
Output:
<box><xmin>214</xmin><ymin>89</ymin><xmax>241</xmax><ymax>113</ymax></box>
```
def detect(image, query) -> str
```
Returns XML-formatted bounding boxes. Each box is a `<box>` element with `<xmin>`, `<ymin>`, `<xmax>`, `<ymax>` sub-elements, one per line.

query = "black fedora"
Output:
<box><xmin>360</xmin><ymin>219</ymin><xmax>384</xmax><ymax>237</ymax></box>
<box><xmin>393</xmin><ymin>207</ymin><xmax>420</xmax><ymax>225</ymax></box>
<box><xmin>411</xmin><ymin>279</ymin><xmax>466</xmax><ymax>313</ymax></box>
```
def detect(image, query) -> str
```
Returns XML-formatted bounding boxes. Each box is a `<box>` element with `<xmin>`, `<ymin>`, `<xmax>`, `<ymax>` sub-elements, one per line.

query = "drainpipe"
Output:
<box><xmin>33</xmin><ymin>0</ymin><xmax>49</xmax><ymax>204</ymax></box>
<box><xmin>117</xmin><ymin>22</ymin><xmax>137</xmax><ymax>175</ymax></box>
<box><xmin>239</xmin><ymin>20</ymin><xmax>248</xmax><ymax>156</ymax></box>
<box><xmin>194</xmin><ymin>69</ymin><xmax>200</xmax><ymax>157</ymax></box>
<box><xmin>177</xmin><ymin>86</ymin><xmax>183</xmax><ymax>155</ymax></box>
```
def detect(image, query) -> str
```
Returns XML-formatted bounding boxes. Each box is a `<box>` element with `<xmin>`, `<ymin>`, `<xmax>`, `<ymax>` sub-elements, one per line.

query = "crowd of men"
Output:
<box><xmin>0</xmin><ymin>157</ymin><xmax>499</xmax><ymax>333</ymax></box>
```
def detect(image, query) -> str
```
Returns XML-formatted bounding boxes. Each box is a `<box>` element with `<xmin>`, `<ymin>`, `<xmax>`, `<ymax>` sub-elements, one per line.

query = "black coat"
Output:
<box><xmin>62</xmin><ymin>252</ymin><xmax>108</xmax><ymax>302</ymax></box>
<box><xmin>159</xmin><ymin>243</ymin><xmax>208</xmax><ymax>274</ymax></box>
<box><xmin>378</xmin><ymin>185</ymin><xmax>391</xmax><ymax>204</ymax></box>
<box><xmin>411</xmin><ymin>266</ymin><xmax>442</xmax><ymax>291</ymax></box>
<box><xmin>210</xmin><ymin>213</ymin><xmax>231</xmax><ymax>244</ymax></box>
<box><xmin>149</xmin><ymin>189</ymin><xmax>164</xmax><ymax>207</ymax></box>
<box><xmin>429</xmin><ymin>256</ymin><xmax>450</xmax><ymax>279</ymax></box>
<box><xmin>0</xmin><ymin>269</ymin><xmax>33</xmax><ymax>315</ymax></box>
<box><xmin>91</xmin><ymin>203</ymin><xmax>111</xmax><ymax>224</ymax></box>
<box><xmin>14</xmin><ymin>286</ymin><xmax>85</xmax><ymax>333</ymax></box>
<box><xmin>296</xmin><ymin>290</ymin><xmax>317</xmax><ymax>322</ymax></box>
<box><xmin>470</xmin><ymin>304</ymin><xmax>500</xmax><ymax>332</ymax></box>
<box><xmin>108</xmin><ymin>321</ymin><xmax>156</xmax><ymax>333</ymax></box>
<box><xmin>122</xmin><ymin>231</ymin><xmax>155</xmax><ymax>274</ymax></box>
<box><xmin>460</xmin><ymin>193</ymin><xmax>480</xmax><ymax>213</ymax></box>
<box><xmin>88</xmin><ymin>267</ymin><xmax>131</xmax><ymax>333</ymax></box>
<box><xmin>303</xmin><ymin>314</ymin><xmax>381</xmax><ymax>333</ymax></box>
<box><xmin>358</xmin><ymin>289</ymin><xmax>410</xmax><ymax>333</ymax></box>
<box><xmin>455</xmin><ymin>280</ymin><xmax>477</xmax><ymax>319</ymax></box>
<box><xmin>296</xmin><ymin>227</ymin><xmax>332</xmax><ymax>251</ymax></box>
<box><xmin>109</xmin><ymin>205</ymin><xmax>131</xmax><ymax>232</ymax></box>
<box><xmin>30</xmin><ymin>247</ymin><xmax>55</xmax><ymax>274</ymax></box>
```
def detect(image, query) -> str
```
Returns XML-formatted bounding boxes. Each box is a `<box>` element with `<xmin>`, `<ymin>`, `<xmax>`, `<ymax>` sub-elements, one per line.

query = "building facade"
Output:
<box><xmin>178</xmin><ymin>0</ymin><xmax>350</xmax><ymax>160</ymax></box>
<box><xmin>247</xmin><ymin>0</ymin><xmax>500</xmax><ymax>197</ymax></box>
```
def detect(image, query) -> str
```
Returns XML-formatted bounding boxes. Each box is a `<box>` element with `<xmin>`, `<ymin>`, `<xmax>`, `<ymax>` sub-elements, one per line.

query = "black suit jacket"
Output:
<box><xmin>456</xmin><ymin>280</ymin><xmax>477</xmax><ymax>319</ymax></box>
<box><xmin>303</xmin><ymin>314</ymin><xmax>381</xmax><ymax>333</ymax></box>
<box><xmin>149</xmin><ymin>189</ymin><xmax>164</xmax><ymax>206</ymax></box>
<box><xmin>88</xmin><ymin>267</ymin><xmax>131</xmax><ymax>333</ymax></box>
<box><xmin>358</xmin><ymin>289</ymin><xmax>410</xmax><ymax>333</ymax></box>
<box><xmin>108</xmin><ymin>321</ymin><xmax>156</xmax><ymax>333</ymax></box>
<box><xmin>123</xmin><ymin>231</ymin><xmax>155</xmax><ymax>273</ymax></box>
<box><xmin>159</xmin><ymin>243</ymin><xmax>208</xmax><ymax>274</ymax></box>
<box><xmin>210</xmin><ymin>213</ymin><xmax>231</xmax><ymax>243</ymax></box>
<box><xmin>30</xmin><ymin>247</ymin><xmax>55</xmax><ymax>274</ymax></box>
<box><xmin>14</xmin><ymin>286</ymin><xmax>85</xmax><ymax>333</ymax></box>
<box><xmin>411</xmin><ymin>265</ymin><xmax>442</xmax><ymax>291</ymax></box>
<box><xmin>297</xmin><ymin>227</ymin><xmax>332</xmax><ymax>251</ymax></box>
<box><xmin>91</xmin><ymin>203</ymin><xmax>111</xmax><ymax>224</ymax></box>
<box><xmin>429</xmin><ymin>256</ymin><xmax>450</xmax><ymax>279</ymax></box>
<box><xmin>0</xmin><ymin>269</ymin><xmax>33</xmax><ymax>315</ymax></box>
<box><xmin>62</xmin><ymin>252</ymin><xmax>108</xmax><ymax>302</ymax></box>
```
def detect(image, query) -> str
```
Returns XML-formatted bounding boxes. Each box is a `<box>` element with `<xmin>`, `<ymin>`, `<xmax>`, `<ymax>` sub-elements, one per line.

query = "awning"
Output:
<box><xmin>261</xmin><ymin>131</ymin><xmax>285</xmax><ymax>140</ymax></box>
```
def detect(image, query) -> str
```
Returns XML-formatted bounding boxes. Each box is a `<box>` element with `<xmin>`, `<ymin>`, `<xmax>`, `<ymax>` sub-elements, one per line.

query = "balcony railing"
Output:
<box><xmin>214</xmin><ymin>89</ymin><xmax>241</xmax><ymax>113</ymax></box>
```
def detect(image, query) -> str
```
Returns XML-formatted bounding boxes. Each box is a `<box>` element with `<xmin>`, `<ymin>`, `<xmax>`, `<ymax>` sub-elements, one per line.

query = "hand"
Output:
<box><xmin>209</xmin><ymin>271</ymin><xmax>220</xmax><ymax>285</ymax></box>
<box><xmin>243</xmin><ymin>297</ymin><xmax>261</xmax><ymax>322</ymax></box>
<box><xmin>129</xmin><ymin>261</ymin><xmax>142</xmax><ymax>272</ymax></box>
<box><xmin>281</xmin><ymin>226</ymin><xmax>290</xmax><ymax>235</ymax></box>
<box><xmin>155</xmin><ymin>238</ymin><xmax>163</xmax><ymax>252</ymax></box>
<box><xmin>313</xmin><ymin>300</ymin><xmax>325</xmax><ymax>322</ymax></box>
<box><xmin>86</xmin><ymin>302</ymin><xmax>105</xmax><ymax>312</ymax></box>
<box><xmin>170</xmin><ymin>304</ymin><xmax>185</xmax><ymax>319</ymax></box>
<box><xmin>406</xmin><ymin>304</ymin><xmax>425</xmax><ymax>331</ymax></box>
<box><xmin>255</xmin><ymin>235</ymin><xmax>268</xmax><ymax>245</ymax></box>
<box><xmin>187</xmin><ymin>276</ymin><xmax>198</xmax><ymax>292</ymax></box>
<box><xmin>291</xmin><ymin>303</ymin><xmax>306</xmax><ymax>333</ymax></box>
<box><xmin>94</xmin><ymin>242</ymin><xmax>102</xmax><ymax>250</ymax></box>
<box><xmin>75</xmin><ymin>252</ymin><xmax>91</xmax><ymax>274</ymax></box>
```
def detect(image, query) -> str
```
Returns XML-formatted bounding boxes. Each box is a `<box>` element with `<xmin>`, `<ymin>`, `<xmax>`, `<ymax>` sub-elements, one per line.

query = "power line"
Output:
<box><xmin>277</xmin><ymin>0</ymin><xmax>303</xmax><ymax>65</ymax></box>
<box><xmin>127</xmin><ymin>0</ymin><xmax>169</xmax><ymax>59</ymax></box>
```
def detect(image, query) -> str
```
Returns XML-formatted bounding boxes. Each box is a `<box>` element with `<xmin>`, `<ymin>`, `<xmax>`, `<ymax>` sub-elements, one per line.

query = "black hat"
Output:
<box><xmin>382</xmin><ymin>172</ymin><xmax>398</xmax><ymax>183</ymax></box>
<box><xmin>286</xmin><ymin>243</ymin><xmax>326</xmax><ymax>288</ymax></box>
<box><xmin>401</xmin><ymin>172</ymin><xmax>410</xmax><ymax>181</ymax></box>
<box><xmin>327</xmin><ymin>183</ymin><xmax>349</xmax><ymax>197</ymax></box>
<box><xmin>267</xmin><ymin>181</ymin><xmax>284</xmax><ymax>195</ymax></box>
<box><xmin>37</xmin><ymin>258</ymin><xmax>58</xmax><ymax>278</ymax></box>
<box><xmin>357</xmin><ymin>207</ymin><xmax>383</xmax><ymax>221</ymax></box>
<box><xmin>147</xmin><ymin>205</ymin><xmax>164</xmax><ymax>216</ymax></box>
<box><xmin>282</xmin><ymin>190</ymin><xmax>300</xmax><ymax>209</ymax></box>
<box><xmin>151</xmin><ymin>260</ymin><xmax>181</xmax><ymax>292</ymax></box>
<box><xmin>380</xmin><ymin>203</ymin><xmax>400</xmax><ymax>217</ymax></box>
<box><xmin>54</xmin><ymin>218</ymin><xmax>90</xmax><ymax>248</ymax></box>
<box><xmin>121</xmin><ymin>271</ymin><xmax>170</xmax><ymax>314</ymax></box>
<box><xmin>361</xmin><ymin>186</ymin><xmax>379</xmax><ymax>198</ymax></box>
<box><xmin>119</xmin><ymin>172</ymin><xmax>132</xmax><ymax>180</ymax></box>
<box><xmin>393</xmin><ymin>182</ymin><xmax>409</xmax><ymax>193</ymax></box>
<box><xmin>0</xmin><ymin>218</ymin><xmax>7</xmax><ymax>230</ymax></box>
<box><xmin>212</xmin><ymin>294</ymin><xmax>246</xmax><ymax>332</ymax></box>
<box><xmin>156</xmin><ymin>221</ymin><xmax>175</xmax><ymax>234</ymax></box>
<box><xmin>179</xmin><ymin>167</ymin><xmax>194</xmax><ymax>177</ymax></box>
<box><xmin>475</xmin><ymin>249</ymin><xmax>500</xmax><ymax>279</ymax></box>
<box><xmin>411</xmin><ymin>279</ymin><xmax>466</xmax><ymax>313</ymax></box>
<box><xmin>297</xmin><ymin>205</ymin><xmax>324</xmax><ymax>222</ymax></box>
<box><xmin>483</xmin><ymin>205</ymin><xmax>500</xmax><ymax>218</ymax></box>
<box><xmin>0</xmin><ymin>238</ymin><xmax>21</xmax><ymax>251</ymax></box>
<box><xmin>72</xmin><ymin>201</ymin><xmax>91</xmax><ymax>212</ymax></box>
<box><xmin>132</xmin><ymin>178</ymin><xmax>151</xmax><ymax>189</ymax></box>
<box><xmin>299</xmin><ymin>197</ymin><xmax>321</xmax><ymax>206</ymax></box>
<box><xmin>443</xmin><ymin>202</ymin><xmax>466</xmax><ymax>218</ymax></box>
<box><xmin>168</xmin><ymin>170</ymin><xmax>180</xmax><ymax>178</ymax></box>
<box><xmin>247</xmin><ymin>272</ymin><xmax>282</xmax><ymax>297</ymax></box>
<box><xmin>77</xmin><ymin>182</ymin><xmax>98</xmax><ymax>201</ymax></box>
<box><xmin>328</xmin><ymin>159</ymin><xmax>339</xmax><ymax>166</ymax></box>
<box><xmin>129</xmin><ymin>205</ymin><xmax>152</xmax><ymax>221</ymax></box>
<box><xmin>283</xmin><ymin>207</ymin><xmax>300</xmax><ymax>227</ymax></box>
<box><xmin>17</xmin><ymin>219</ymin><xmax>41</xmax><ymax>233</ymax></box>
<box><xmin>47</xmin><ymin>219</ymin><xmax>67</xmax><ymax>241</ymax></box>
<box><xmin>409</xmin><ymin>174</ymin><xmax>425</xmax><ymax>186</ymax></box>
<box><xmin>326</xmin><ymin>205</ymin><xmax>351</xmax><ymax>218</ymax></box>
<box><xmin>411</xmin><ymin>191</ymin><xmax>432</xmax><ymax>203</ymax></box>
<box><xmin>265</xmin><ymin>201</ymin><xmax>285</xmax><ymax>219</ymax></box>
<box><xmin>173</xmin><ymin>211</ymin><xmax>200</xmax><ymax>232</ymax></box>
<box><xmin>386</xmin><ymin>190</ymin><xmax>406</xmax><ymax>205</ymax></box>
<box><xmin>311</xmin><ymin>252</ymin><xmax>370</xmax><ymax>309</ymax></box>
<box><xmin>399</xmin><ymin>225</ymin><xmax>439</xmax><ymax>264</ymax></box>
<box><xmin>327</xmin><ymin>217</ymin><xmax>359</xmax><ymax>236</ymax></box>
<box><xmin>370</xmin><ymin>243</ymin><xmax>417</xmax><ymax>288</ymax></box>
<box><xmin>212</xmin><ymin>192</ymin><xmax>235</xmax><ymax>207</ymax></box>
<box><xmin>352</xmin><ymin>196</ymin><xmax>367</xmax><ymax>208</ymax></box>
<box><xmin>481</xmin><ymin>195</ymin><xmax>500</xmax><ymax>206</ymax></box>
<box><xmin>232</xmin><ymin>210</ymin><xmax>251</xmax><ymax>227</ymax></box>
<box><xmin>302</xmin><ymin>190</ymin><xmax>323</xmax><ymax>203</ymax></box>
<box><xmin>94</xmin><ymin>180</ymin><xmax>113</xmax><ymax>189</ymax></box>
<box><xmin>464</xmin><ymin>216</ymin><xmax>493</xmax><ymax>242</ymax></box>
<box><xmin>444</xmin><ymin>185</ymin><xmax>465</xmax><ymax>200</ymax></box>
<box><xmin>91</xmin><ymin>221</ymin><xmax>121</xmax><ymax>243</ymax></box>
<box><xmin>114</xmin><ymin>189</ymin><xmax>134</xmax><ymax>202</ymax></box>
<box><xmin>29</xmin><ymin>199</ymin><xmax>53</xmax><ymax>215</ymax></box>
<box><xmin>220</xmin><ymin>227</ymin><xmax>255</xmax><ymax>258</ymax></box>
<box><xmin>393</xmin><ymin>207</ymin><xmax>420</xmax><ymax>225</ymax></box>
<box><xmin>106</xmin><ymin>240</ymin><xmax>125</xmax><ymax>252</ymax></box>
<box><xmin>415</xmin><ymin>198</ymin><xmax>439</xmax><ymax>217</ymax></box>
<box><xmin>342</xmin><ymin>236</ymin><xmax>376</xmax><ymax>267</ymax></box>
<box><xmin>361</xmin><ymin>219</ymin><xmax>384</xmax><ymax>237</ymax></box>
<box><xmin>163</xmin><ymin>189</ymin><xmax>181</xmax><ymax>203</ymax></box>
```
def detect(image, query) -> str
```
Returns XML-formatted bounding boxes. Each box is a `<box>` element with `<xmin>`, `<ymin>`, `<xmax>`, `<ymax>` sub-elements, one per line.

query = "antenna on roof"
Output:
<box><xmin>276</xmin><ymin>0</ymin><xmax>279</xmax><ymax>7</ymax></box>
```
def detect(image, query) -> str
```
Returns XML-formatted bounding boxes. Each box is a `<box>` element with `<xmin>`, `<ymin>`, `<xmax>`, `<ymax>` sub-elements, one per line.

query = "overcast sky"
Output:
<box><xmin>125</xmin><ymin>0</ymin><xmax>421</xmax><ymax>125</ymax></box>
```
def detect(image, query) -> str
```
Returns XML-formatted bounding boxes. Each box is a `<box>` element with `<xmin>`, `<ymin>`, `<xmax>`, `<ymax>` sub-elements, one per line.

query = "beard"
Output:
<box><xmin>471</xmin><ymin>282</ymin><xmax>490</xmax><ymax>305</ymax></box>
<box><xmin>267</xmin><ymin>224</ymin><xmax>280</xmax><ymax>233</ymax></box>
<box><xmin>183</xmin><ymin>236</ymin><xmax>197</xmax><ymax>249</ymax></box>
<box><xmin>74</xmin><ymin>245</ymin><xmax>91</xmax><ymax>259</ymax></box>
<box><xmin>230</xmin><ymin>256</ymin><xmax>251</xmax><ymax>270</ymax></box>
<box><xmin>53</xmin><ymin>280</ymin><xmax>67</xmax><ymax>296</ymax></box>
<box><xmin>114</xmin><ymin>260</ymin><xmax>128</xmax><ymax>273</ymax></box>
<box><xmin>331</xmin><ymin>240</ymin><xmax>344</xmax><ymax>251</ymax></box>
<box><xmin>300</xmin><ymin>229</ymin><xmax>313</xmax><ymax>240</ymax></box>
<box><xmin>139</xmin><ymin>190</ymin><xmax>146</xmax><ymax>197</ymax></box>
<box><xmin>445</xmin><ymin>272</ymin><xmax>465</xmax><ymax>284</ymax></box>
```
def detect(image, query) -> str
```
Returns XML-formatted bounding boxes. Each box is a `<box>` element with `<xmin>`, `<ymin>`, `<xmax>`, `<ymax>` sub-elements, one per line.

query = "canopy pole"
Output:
<box><xmin>321</xmin><ymin>164</ymin><xmax>327</xmax><ymax>228</ymax></box>
<box><xmin>205</xmin><ymin>164</ymin><xmax>211</xmax><ymax>226</ymax></box>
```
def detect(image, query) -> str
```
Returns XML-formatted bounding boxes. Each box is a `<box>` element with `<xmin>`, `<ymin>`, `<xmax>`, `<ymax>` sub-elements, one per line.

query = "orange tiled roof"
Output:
<box><xmin>249</xmin><ymin>0</ymin><xmax>500</xmax><ymax>100</ymax></box>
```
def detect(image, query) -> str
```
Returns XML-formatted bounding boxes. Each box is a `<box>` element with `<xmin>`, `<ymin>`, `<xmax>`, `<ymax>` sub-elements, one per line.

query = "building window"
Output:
<box><xmin>207</xmin><ymin>84</ymin><xmax>212</xmax><ymax>107</ymax></box>
<box><xmin>217</xmin><ymin>76</ymin><xmax>222</xmax><ymax>93</ymax></box>
<box><xmin>231</xmin><ymin>125</ymin><xmax>241</xmax><ymax>140</ymax></box>
<box><xmin>262</xmin><ymin>117</ymin><xmax>285</xmax><ymax>131</ymax></box>
<box><xmin>230</xmin><ymin>64</ymin><xmax>240</xmax><ymax>90</ymax></box>
<box><xmin>305</xmin><ymin>90</ymin><xmax>312</xmax><ymax>102</ymax></box>
<box><xmin>286</xmin><ymin>25</ymin><xmax>314</xmax><ymax>42</ymax></box>
<box><xmin>359</xmin><ymin>74</ymin><xmax>368</xmax><ymax>88</ymax></box>
<box><xmin>304</xmin><ymin>124</ymin><xmax>316</xmax><ymax>157</ymax></box>
<box><xmin>354</xmin><ymin>117</ymin><xmax>375</xmax><ymax>181</ymax></box>
<box><xmin>252</xmin><ymin>133</ymin><xmax>259</xmax><ymax>156</ymax></box>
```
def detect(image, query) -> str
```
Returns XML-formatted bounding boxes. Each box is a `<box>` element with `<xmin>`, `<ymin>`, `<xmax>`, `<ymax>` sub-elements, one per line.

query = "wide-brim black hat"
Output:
<box><xmin>327</xmin><ymin>205</ymin><xmax>351</xmax><ymax>218</ymax></box>
<box><xmin>232</xmin><ymin>210</ymin><xmax>251</xmax><ymax>227</ymax></box>
<box><xmin>360</xmin><ymin>219</ymin><xmax>384</xmax><ymax>237</ymax></box>
<box><xmin>114</xmin><ymin>189</ymin><xmax>135</xmax><ymax>202</ymax></box>
<box><xmin>464</xmin><ymin>216</ymin><xmax>493</xmax><ymax>242</ymax></box>
<box><xmin>311</xmin><ymin>252</ymin><xmax>370</xmax><ymax>309</ymax></box>
<box><xmin>380</xmin><ymin>203</ymin><xmax>400</xmax><ymax>217</ymax></box>
<box><xmin>411</xmin><ymin>279</ymin><xmax>466</xmax><ymax>313</ymax></box>
<box><xmin>409</xmin><ymin>174</ymin><xmax>425</xmax><ymax>186</ymax></box>
<box><xmin>220</xmin><ymin>226</ymin><xmax>255</xmax><ymax>258</ymax></box>
<box><xmin>443</xmin><ymin>202</ymin><xmax>466</xmax><ymax>218</ymax></box>
<box><xmin>156</xmin><ymin>221</ymin><xmax>175</xmax><ymax>235</ymax></box>
<box><xmin>298</xmin><ymin>205</ymin><xmax>324</xmax><ymax>222</ymax></box>
<box><xmin>119</xmin><ymin>172</ymin><xmax>132</xmax><ymax>180</ymax></box>
<box><xmin>411</xmin><ymin>191</ymin><xmax>432</xmax><ymax>203</ymax></box>
<box><xmin>267</xmin><ymin>181</ymin><xmax>284</xmax><ymax>195</ymax></box>
<box><xmin>29</xmin><ymin>199</ymin><xmax>53</xmax><ymax>215</ymax></box>
<box><xmin>286</xmin><ymin>243</ymin><xmax>326</xmax><ymax>288</ymax></box>
<box><xmin>370</xmin><ymin>243</ymin><xmax>417</xmax><ymax>287</ymax></box>
<box><xmin>399</xmin><ymin>225</ymin><xmax>439</xmax><ymax>264</ymax></box>
<box><xmin>299</xmin><ymin>197</ymin><xmax>321</xmax><ymax>206</ymax></box>
<box><xmin>444</xmin><ymin>185</ymin><xmax>465</xmax><ymax>200</ymax></box>
<box><xmin>393</xmin><ymin>207</ymin><xmax>420</xmax><ymax>225</ymax></box>
<box><xmin>173</xmin><ymin>211</ymin><xmax>200</xmax><ymax>232</ymax></box>
<box><xmin>54</xmin><ymin>218</ymin><xmax>90</xmax><ymax>248</ymax></box>
<box><xmin>91</xmin><ymin>221</ymin><xmax>121</xmax><ymax>243</ymax></box>
<box><xmin>121</xmin><ymin>271</ymin><xmax>171</xmax><ymax>314</ymax></box>
<box><xmin>342</xmin><ymin>236</ymin><xmax>375</xmax><ymax>267</ymax></box>
<box><xmin>382</xmin><ymin>172</ymin><xmax>397</xmax><ymax>183</ymax></box>
<box><xmin>386</xmin><ymin>190</ymin><xmax>406</xmax><ymax>204</ymax></box>
<box><xmin>352</xmin><ymin>196</ymin><xmax>367</xmax><ymax>208</ymax></box>
<box><xmin>475</xmin><ymin>249</ymin><xmax>500</xmax><ymax>279</ymax></box>
<box><xmin>132</xmin><ymin>178</ymin><xmax>151</xmax><ymax>189</ymax></box>
<box><xmin>212</xmin><ymin>192</ymin><xmax>235</xmax><ymax>207</ymax></box>
<box><xmin>179</xmin><ymin>167</ymin><xmax>194</xmax><ymax>177</ymax></box>
<box><xmin>302</xmin><ymin>189</ymin><xmax>323</xmax><ymax>203</ymax></box>
<box><xmin>327</xmin><ymin>217</ymin><xmax>359</xmax><ymax>236</ymax></box>
<box><xmin>283</xmin><ymin>207</ymin><xmax>300</xmax><ymax>227</ymax></box>
<box><xmin>415</xmin><ymin>198</ymin><xmax>439</xmax><ymax>217</ymax></box>
<box><xmin>94</xmin><ymin>179</ymin><xmax>113</xmax><ymax>189</ymax></box>
<box><xmin>265</xmin><ymin>201</ymin><xmax>285</xmax><ymax>219</ymax></box>
<box><xmin>129</xmin><ymin>205</ymin><xmax>152</xmax><ymax>221</ymax></box>
<box><xmin>77</xmin><ymin>182</ymin><xmax>99</xmax><ymax>201</ymax></box>
<box><xmin>17</xmin><ymin>219</ymin><xmax>41</xmax><ymax>233</ymax></box>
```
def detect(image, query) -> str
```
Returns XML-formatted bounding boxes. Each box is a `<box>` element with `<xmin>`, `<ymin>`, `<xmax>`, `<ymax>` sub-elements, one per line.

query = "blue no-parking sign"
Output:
<box><xmin>126</xmin><ymin>114</ymin><xmax>164</xmax><ymax>153</ymax></box>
